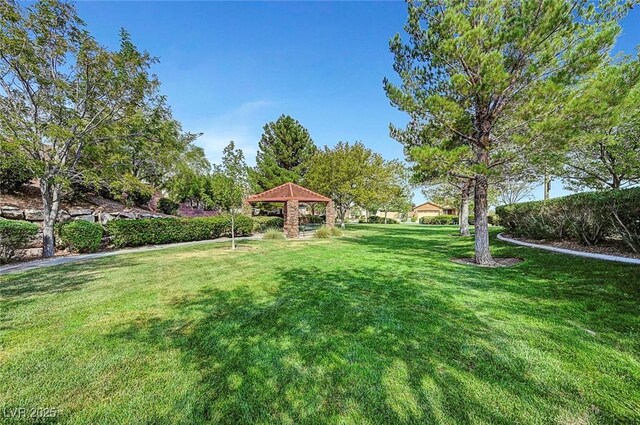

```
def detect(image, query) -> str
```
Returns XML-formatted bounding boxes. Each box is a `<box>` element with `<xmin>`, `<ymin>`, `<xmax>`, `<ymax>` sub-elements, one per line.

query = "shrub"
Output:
<box><xmin>262</xmin><ymin>227</ymin><xmax>285</xmax><ymax>240</ymax></box>
<box><xmin>313</xmin><ymin>226</ymin><xmax>332</xmax><ymax>238</ymax></box>
<box><xmin>361</xmin><ymin>216</ymin><xmax>399</xmax><ymax>224</ymax></box>
<box><xmin>158</xmin><ymin>198</ymin><xmax>179</xmax><ymax>215</ymax></box>
<box><xmin>0</xmin><ymin>155</ymin><xmax>34</xmax><ymax>193</ymax></box>
<box><xmin>58</xmin><ymin>220</ymin><xmax>103</xmax><ymax>253</ymax></box>
<box><xmin>0</xmin><ymin>219</ymin><xmax>39</xmax><ymax>264</ymax></box>
<box><xmin>410</xmin><ymin>216</ymin><xmax>417</xmax><ymax>222</ymax></box>
<box><xmin>329</xmin><ymin>226</ymin><xmax>343</xmax><ymax>237</ymax></box>
<box><xmin>253</xmin><ymin>216</ymin><xmax>284</xmax><ymax>232</ymax></box>
<box><xmin>106</xmin><ymin>215</ymin><xmax>254</xmax><ymax>248</ymax></box>
<box><xmin>419</xmin><ymin>214</ymin><xmax>458</xmax><ymax>225</ymax></box>
<box><xmin>496</xmin><ymin>187</ymin><xmax>640</xmax><ymax>252</ymax></box>
<box><xmin>300</xmin><ymin>215</ymin><xmax>325</xmax><ymax>224</ymax></box>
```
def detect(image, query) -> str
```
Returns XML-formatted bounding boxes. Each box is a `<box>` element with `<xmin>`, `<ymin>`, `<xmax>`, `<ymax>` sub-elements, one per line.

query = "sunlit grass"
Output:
<box><xmin>0</xmin><ymin>225</ymin><xmax>638</xmax><ymax>424</ymax></box>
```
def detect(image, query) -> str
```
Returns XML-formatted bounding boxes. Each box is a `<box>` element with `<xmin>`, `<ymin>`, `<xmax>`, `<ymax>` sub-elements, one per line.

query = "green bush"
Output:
<box><xmin>313</xmin><ymin>226</ymin><xmax>332</xmax><ymax>238</ymax></box>
<box><xmin>262</xmin><ymin>227</ymin><xmax>285</xmax><ymax>240</ymax></box>
<box><xmin>410</xmin><ymin>216</ymin><xmax>417</xmax><ymax>222</ymax></box>
<box><xmin>329</xmin><ymin>226</ymin><xmax>343</xmax><ymax>237</ymax></box>
<box><xmin>360</xmin><ymin>216</ymin><xmax>399</xmax><ymax>224</ymax></box>
<box><xmin>419</xmin><ymin>214</ymin><xmax>458</xmax><ymax>225</ymax></box>
<box><xmin>58</xmin><ymin>220</ymin><xmax>103</xmax><ymax>253</ymax></box>
<box><xmin>301</xmin><ymin>215</ymin><xmax>325</xmax><ymax>224</ymax></box>
<box><xmin>0</xmin><ymin>219</ymin><xmax>39</xmax><ymax>264</ymax></box>
<box><xmin>158</xmin><ymin>198</ymin><xmax>179</xmax><ymax>215</ymax></box>
<box><xmin>106</xmin><ymin>215</ymin><xmax>254</xmax><ymax>248</ymax></box>
<box><xmin>253</xmin><ymin>216</ymin><xmax>284</xmax><ymax>232</ymax></box>
<box><xmin>496</xmin><ymin>187</ymin><xmax>640</xmax><ymax>252</ymax></box>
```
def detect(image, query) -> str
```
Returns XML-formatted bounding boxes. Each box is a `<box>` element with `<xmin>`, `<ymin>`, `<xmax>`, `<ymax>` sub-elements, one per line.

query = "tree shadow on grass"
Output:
<box><xmin>346</xmin><ymin>226</ymin><xmax>640</xmax><ymax>344</ymax></box>
<box><xmin>0</xmin><ymin>258</ymin><xmax>144</xmax><ymax>335</ymax></box>
<box><xmin>107</xmin><ymin>266</ymin><xmax>572</xmax><ymax>424</ymax></box>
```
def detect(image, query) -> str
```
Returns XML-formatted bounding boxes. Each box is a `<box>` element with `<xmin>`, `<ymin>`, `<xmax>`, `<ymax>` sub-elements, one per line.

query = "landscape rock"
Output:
<box><xmin>69</xmin><ymin>208</ymin><xmax>93</xmax><ymax>216</ymax></box>
<box><xmin>72</xmin><ymin>214</ymin><xmax>96</xmax><ymax>223</ymax></box>
<box><xmin>58</xmin><ymin>210</ymin><xmax>71</xmax><ymax>222</ymax></box>
<box><xmin>1</xmin><ymin>206</ymin><xmax>25</xmax><ymax>220</ymax></box>
<box><xmin>99</xmin><ymin>213</ymin><xmax>116</xmax><ymax>224</ymax></box>
<box><xmin>24</xmin><ymin>209</ymin><xmax>44</xmax><ymax>221</ymax></box>
<box><xmin>18</xmin><ymin>248</ymin><xmax>42</xmax><ymax>259</ymax></box>
<box><xmin>118</xmin><ymin>212</ymin><xmax>136</xmax><ymax>219</ymax></box>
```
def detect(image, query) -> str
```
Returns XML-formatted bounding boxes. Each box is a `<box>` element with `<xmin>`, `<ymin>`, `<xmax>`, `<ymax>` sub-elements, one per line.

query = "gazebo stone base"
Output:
<box><xmin>284</xmin><ymin>200</ymin><xmax>300</xmax><ymax>239</ymax></box>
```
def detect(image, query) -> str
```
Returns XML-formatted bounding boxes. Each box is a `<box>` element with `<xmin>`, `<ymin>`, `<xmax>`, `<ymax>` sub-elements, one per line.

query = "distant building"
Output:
<box><xmin>410</xmin><ymin>202</ymin><xmax>457</xmax><ymax>220</ymax></box>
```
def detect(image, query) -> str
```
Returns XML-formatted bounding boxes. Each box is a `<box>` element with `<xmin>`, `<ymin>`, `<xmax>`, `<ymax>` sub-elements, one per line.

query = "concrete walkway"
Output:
<box><xmin>497</xmin><ymin>233</ymin><xmax>640</xmax><ymax>265</ymax></box>
<box><xmin>0</xmin><ymin>235</ymin><xmax>262</xmax><ymax>276</ymax></box>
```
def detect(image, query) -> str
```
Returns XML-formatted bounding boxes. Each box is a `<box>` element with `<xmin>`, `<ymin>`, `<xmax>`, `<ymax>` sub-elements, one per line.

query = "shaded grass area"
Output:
<box><xmin>0</xmin><ymin>225</ymin><xmax>639</xmax><ymax>424</ymax></box>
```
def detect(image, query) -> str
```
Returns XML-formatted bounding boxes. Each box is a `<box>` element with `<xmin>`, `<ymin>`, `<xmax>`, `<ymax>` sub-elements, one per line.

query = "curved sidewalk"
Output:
<box><xmin>0</xmin><ymin>235</ymin><xmax>261</xmax><ymax>276</ymax></box>
<box><xmin>497</xmin><ymin>233</ymin><xmax>640</xmax><ymax>265</ymax></box>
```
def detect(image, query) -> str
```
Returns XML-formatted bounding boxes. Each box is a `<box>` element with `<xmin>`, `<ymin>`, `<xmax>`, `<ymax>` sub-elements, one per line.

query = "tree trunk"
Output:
<box><xmin>40</xmin><ymin>179</ymin><xmax>61</xmax><ymax>258</ymax></box>
<box><xmin>384</xmin><ymin>210</ymin><xmax>388</xmax><ymax>224</ymax></box>
<box><xmin>474</xmin><ymin>174</ymin><xmax>494</xmax><ymax>265</ymax></box>
<box><xmin>459</xmin><ymin>179</ymin><xmax>471</xmax><ymax>237</ymax></box>
<box><xmin>543</xmin><ymin>173</ymin><xmax>551</xmax><ymax>200</ymax></box>
<box><xmin>231</xmin><ymin>211</ymin><xmax>236</xmax><ymax>250</ymax></box>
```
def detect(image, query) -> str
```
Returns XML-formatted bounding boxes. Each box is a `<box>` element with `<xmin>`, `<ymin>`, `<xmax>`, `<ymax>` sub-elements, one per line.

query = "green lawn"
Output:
<box><xmin>1</xmin><ymin>225</ymin><xmax>639</xmax><ymax>424</ymax></box>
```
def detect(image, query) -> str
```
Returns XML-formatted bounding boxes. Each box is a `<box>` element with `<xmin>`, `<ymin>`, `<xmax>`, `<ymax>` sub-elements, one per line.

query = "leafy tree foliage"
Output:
<box><xmin>305</xmin><ymin>142</ymin><xmax>409</xmax><ymax>225</ymax></box>
<box><xmin>251</xmin><ymin>115</ymin><xmax>317</xmax><ymax>191</ymax></box>
<box><xmin>553</xmin><ymin>58</ymin><xmax>640</xmax><ymax>190</ymax></box>
<box><xmin>385</xmin><ymin>0</ymin><xmax>625</xmax><ymax>264</ymax></box>
<box><xmin>0</xmin><ymin>139</ymin><xmax>35</xmax><ymax>193</ymax></box>
<box><xmin>209</xmin><ymin>141</ymin><xmax>250</xmax><ymax>249</ymax></box>
<box><xmin>0</xmin><ymin>0</ymin><xmax>157</xmax><ymax>256</ymax></box>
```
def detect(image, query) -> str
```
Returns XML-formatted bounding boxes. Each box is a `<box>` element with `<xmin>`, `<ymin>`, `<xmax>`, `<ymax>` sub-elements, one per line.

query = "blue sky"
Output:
<box><xmin>76</xmin><ymin>1</ymin><xmax>640</xmax><ymax>204</ymax></box>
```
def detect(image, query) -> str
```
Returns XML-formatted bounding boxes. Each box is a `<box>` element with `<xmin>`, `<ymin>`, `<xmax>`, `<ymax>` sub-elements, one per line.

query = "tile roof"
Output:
<box><xmin>246</xmin><ymin>182</ymin><xmax>331</xmax><ymax>203</ymax></box>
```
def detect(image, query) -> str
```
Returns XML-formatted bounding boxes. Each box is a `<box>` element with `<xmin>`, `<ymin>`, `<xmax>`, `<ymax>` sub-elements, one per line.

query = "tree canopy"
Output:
<box><xmin>385</xmin><ymin>0</ymin><xmax>627</xmax><ymax>264</ymax></box>
<box><xmin>250</xmin><ymin>114</ymin><xmax>317</xmax><ymax>192</ymax></box>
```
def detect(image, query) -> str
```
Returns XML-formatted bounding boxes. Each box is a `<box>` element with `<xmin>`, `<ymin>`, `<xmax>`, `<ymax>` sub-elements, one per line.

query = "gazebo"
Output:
<box><xmin>246</xmin><ymin>182</ymin><xmax>336</xmax><ymax>238</ymax></box>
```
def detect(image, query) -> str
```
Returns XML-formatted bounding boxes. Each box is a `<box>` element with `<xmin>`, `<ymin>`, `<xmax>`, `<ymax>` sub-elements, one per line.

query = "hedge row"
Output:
<box><xmin>106</xmin><ymin>215</ymin><xmax>254</xmax><ymax>248</ymax></box>
<box><xmin>419</xmin><ymin>214</ymin><xmax>459</xmax><ymax>225</ymax></box>
<box><xmin>58</xmin><ymin>221</ymin><xmax>103</xmax><ymax>253</ymax></box>
<box><xmin>418</xmin><ymin>214</ymin><xmax>497</xmax><ymax>225</ymax></box>
<box><xmin>0</xmin><ymin>219</ymin><xmax>39</xmax><ymax>264</ymax></box>
<box><xmin>252</xmin><ymin>216</ymin><xmax>284</xmax><ymax>232</ymax></box>
<box><xmin>496</xmin><ymin>188</ymin><xmax>640</xmax><ymax>252</ymax></box>
<box><xmin>358</xmin><ymin>216</ymin><xmax>399</xmax><ymax>224</ymax></box>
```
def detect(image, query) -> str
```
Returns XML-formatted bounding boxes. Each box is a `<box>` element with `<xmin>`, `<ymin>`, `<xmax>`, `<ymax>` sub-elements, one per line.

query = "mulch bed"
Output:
<box><xmin>451</xmin><ymin>257</ymin><xmax>524</xmax><ymax>267</ymax></box>
<box><xmin>503</xmin><ymin>234</ymin><xmax>640</xmax><ymax>260</ymax></box>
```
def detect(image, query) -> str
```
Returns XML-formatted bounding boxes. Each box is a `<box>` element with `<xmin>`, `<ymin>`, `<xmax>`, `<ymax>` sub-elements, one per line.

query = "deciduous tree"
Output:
<box><xmin>209</xmin><ymin>141</ymin><xmax>249</xmax><ymax>250</ymax></box>
<box><xmin>0</xmin><ymin>0</ymin><xmax>156</xmax><ymax>256</ymax></box>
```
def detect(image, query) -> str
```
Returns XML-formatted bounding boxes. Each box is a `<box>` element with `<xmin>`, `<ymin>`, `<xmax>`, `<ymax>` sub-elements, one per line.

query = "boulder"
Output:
<box><xmin>69</xmin><ymin>208</ymin><xmax>93</xmax><ymax>216</ymax></box>
<box><xmin>72</xmin><ymin>214</ymin><xmax>96</xmax><ymax>223</ymax></box>
<box><xmin>1</xmin><ymin>206</ymin><xmax>24</xmax><ymax>220</ymax></box>
<box><xmin>58</xmin><ymin>210</ymin><xmax>71</xmax><ymax>222</ymax></box>
<box><xmin>99</xmin><ymin>212</ymin><xmax>116</xmax><ymax>224</ymax></box>
<box><xmin>18</xmin><ymin>247</ymin><xmax>42</xmax><ymax>260</ymax></box>
<box><xmin>118</xmin><ymin>212</ymin><xmax>136</xmax><ymax>219</ymax></box>
<box><xmin>24</xmin><ymin>209</ymin><xmax>44</xmax><ymax>221</ymax></box>
<box><xmin>25</xmin><ymin>232</ymin><xmax>43</xmax><ymax>249</ymax></box>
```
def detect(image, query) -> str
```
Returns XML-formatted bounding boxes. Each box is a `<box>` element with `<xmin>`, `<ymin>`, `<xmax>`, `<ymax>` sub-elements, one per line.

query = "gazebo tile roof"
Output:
<box><xmin>246</xmin><ymin>182</ymin><xmax>331</xmax><ymax>203</ymax></box>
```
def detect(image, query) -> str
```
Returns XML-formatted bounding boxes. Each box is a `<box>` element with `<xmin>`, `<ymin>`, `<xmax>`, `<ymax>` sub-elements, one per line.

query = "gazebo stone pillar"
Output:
<box><xmin>326</xmin><ymin>201</ymin><xmax>336</xmax><ymax>228</ymax></box>
<box><xmin>284</xmin><ymin>200</ymin><xmax>300</xmax><ymax>238</ymax></box>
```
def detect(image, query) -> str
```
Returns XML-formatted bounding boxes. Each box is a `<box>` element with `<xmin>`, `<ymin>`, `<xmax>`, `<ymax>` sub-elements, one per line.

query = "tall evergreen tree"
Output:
<box><xmin>251</xmin><ymin>115</ymin><xmax>317</xmax><ymax>191</ymax></box>
<box><xmin>385</xmin><ymin>0</ymin><xmax>626</xmax><ymax>265</ymax></box>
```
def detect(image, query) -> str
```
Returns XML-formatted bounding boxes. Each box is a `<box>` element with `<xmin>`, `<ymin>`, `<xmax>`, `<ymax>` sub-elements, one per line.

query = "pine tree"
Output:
<box><xmin>251</xmin><ymin>115</ymin><xmax>317</xmax><ymax>191</ymax></box>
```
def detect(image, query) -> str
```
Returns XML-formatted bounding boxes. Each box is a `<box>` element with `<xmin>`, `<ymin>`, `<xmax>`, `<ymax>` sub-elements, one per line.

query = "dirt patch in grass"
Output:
<box><xmin>450</xmin><ymin>257</ymin><xmax>524</xmax><ymax>267</ymax></box>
